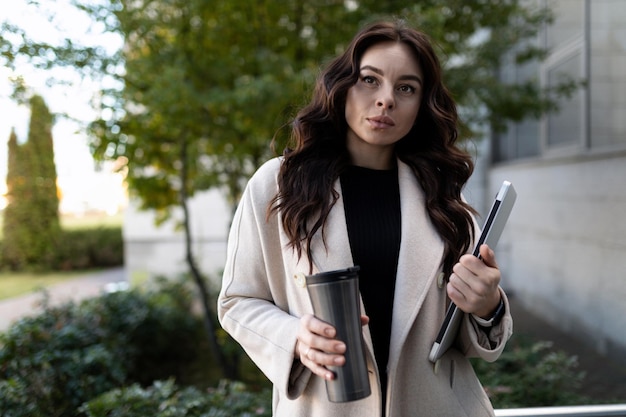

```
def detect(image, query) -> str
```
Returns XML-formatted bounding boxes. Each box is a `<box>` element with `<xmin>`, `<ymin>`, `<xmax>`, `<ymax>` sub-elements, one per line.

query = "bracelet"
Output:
<box><xmin>472</xmin><ymin>298</ymin><xmax>505</xmax><ymax>328</ymax></box>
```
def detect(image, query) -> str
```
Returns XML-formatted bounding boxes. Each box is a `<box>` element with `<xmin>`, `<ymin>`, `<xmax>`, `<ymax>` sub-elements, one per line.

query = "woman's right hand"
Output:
<box><xmin>295</xmin><ymin>314</ymin><xmax>369</xmax><ymax>381</ymax></box>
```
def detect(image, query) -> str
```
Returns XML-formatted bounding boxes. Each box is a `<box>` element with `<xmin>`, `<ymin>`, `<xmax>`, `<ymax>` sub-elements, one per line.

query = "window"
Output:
<box><xmin>546</xmin><ymin>52</ymin><xmax>583</xmax><ymax>148</ymax></box>
<box><xmin>493</xmin><ymin>1</ymin><xmax>626</xmax><ymax>162</ymax></box>
<box><xmin>589</xmin><ymin>1</ymin><xmax>626</xmax><ymax>148</ymax></box>
<box><xmin>495</xmin><ymin>0</ymin><xmax>626</xmax><ymax>162</ymax></box>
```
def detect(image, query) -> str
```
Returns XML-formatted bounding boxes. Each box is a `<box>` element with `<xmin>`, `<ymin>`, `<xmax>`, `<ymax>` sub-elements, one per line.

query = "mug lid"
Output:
<box><xmin>305</xmin><ymin>266</ymin><xmax>360</xmax><ymax>285</ymax></box>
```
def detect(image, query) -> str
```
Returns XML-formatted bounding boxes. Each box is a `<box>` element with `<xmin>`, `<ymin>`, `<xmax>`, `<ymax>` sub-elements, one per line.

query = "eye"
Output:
<box><xmin>397</xmin><ymin>84</ymin><xmax>416</xmax><ymax>95</ymax></box>
<box><xmin>360</xmin><ymin>75</ymin><xmax>378</xmax><ymax>85</ymax></box>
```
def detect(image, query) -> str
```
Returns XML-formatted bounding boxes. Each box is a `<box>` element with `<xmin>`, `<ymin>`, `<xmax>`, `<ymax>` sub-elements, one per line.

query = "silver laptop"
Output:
<box><xmin>429</xmin><ymin>180</ymin><xmax>517</xmax><ymax>363</ymax></box>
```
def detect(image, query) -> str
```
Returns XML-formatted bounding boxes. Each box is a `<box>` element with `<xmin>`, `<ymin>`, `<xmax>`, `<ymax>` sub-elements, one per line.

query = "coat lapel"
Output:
<box><xmin>389</xmin><ymin>162</ymin><xmax>444</xmax><ymax>361</ymax></box>
<box><xmin>309</xmin><ymin>180</ymin><xmax>354</xmax><ymax>275</ymax></box>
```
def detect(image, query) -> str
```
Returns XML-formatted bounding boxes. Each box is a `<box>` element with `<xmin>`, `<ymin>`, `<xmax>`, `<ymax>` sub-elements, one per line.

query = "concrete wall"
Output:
<box><xmin>122</xmin><ymin>143</ymin><xmax>626</xmax><ymax>361</ymax></box>
<box><xmin>123</xmin><ymin>188</ymin><xmax>231</xmax><ymax>287</ymax></box>
<box><xmin>488</xmin><ymin>150</ymin><xmax>626</xmax><ymax>359</ymax></box>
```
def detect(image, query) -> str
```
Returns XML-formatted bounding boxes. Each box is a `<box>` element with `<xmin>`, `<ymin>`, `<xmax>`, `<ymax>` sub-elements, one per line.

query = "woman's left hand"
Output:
<box><xmin>447</xmin><ymin>244</ymin><xmax>501</xmax><ymax>318</ymax></box>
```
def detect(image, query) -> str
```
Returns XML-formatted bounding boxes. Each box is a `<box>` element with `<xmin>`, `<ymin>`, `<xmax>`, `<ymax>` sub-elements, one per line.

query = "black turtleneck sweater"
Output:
<box><xmin>340</xmin><ymin>165</ymin><xmax>401</xmax><ymax>398</ymax></box>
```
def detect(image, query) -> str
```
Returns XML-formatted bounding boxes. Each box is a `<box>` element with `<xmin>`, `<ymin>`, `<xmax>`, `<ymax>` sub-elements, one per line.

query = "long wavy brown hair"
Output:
<box><xmin>269</xmin><ymin>20</ymin><xmax>476</xmax><ymax>277</ymax></box>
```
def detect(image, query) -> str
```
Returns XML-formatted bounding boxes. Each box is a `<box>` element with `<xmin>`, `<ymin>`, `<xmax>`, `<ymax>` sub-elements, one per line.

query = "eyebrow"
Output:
<box><xmin>360</xmin><ymin>65</ymin><xmax>423</xmax><ymax>85</ymax></box>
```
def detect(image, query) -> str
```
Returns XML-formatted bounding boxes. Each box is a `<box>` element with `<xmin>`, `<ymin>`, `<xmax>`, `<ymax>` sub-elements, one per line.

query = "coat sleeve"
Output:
<box><xmin>455</xmin><ymin>199</ymin><xmax>514</xmax><ymax>362</ymax></box>
<box><xmin>217</xmin><ymin>159</ymin><xmax>312</xmax><ymax>399</ymax></box>
<box><xmin>457</xmin><ymin>288</ymin><xmax>513</xmax><ymax>362</ymax></box>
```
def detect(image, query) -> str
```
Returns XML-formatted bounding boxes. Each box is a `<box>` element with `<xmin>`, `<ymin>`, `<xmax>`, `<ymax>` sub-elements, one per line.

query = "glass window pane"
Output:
<box><xmin>547</xmin><ymin>53</ymin><xmax>582</xmax><ymax>147</ymax></box>
<box><xmin>516</xmin><ymin>119</ymin><xmax>541</xmax><ymax>158</ymax></box>
<box><xmin>546</xmin><ymin>0</ymin><xmax>584</xmax><ymax>49</ymax></box>
<box><xmin>590</xmin><ymin>0</ymin><xmax>626</xmax><ymax>148</ymax></box>
<box><xmin>494</xmin><ymin>128</ymin><xmax>515</xmax><ymax>162</ymax></box>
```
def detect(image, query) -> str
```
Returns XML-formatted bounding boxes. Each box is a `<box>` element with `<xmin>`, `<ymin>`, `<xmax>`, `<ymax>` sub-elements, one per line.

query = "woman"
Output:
<box><xmin>218</xmin><ymin>20</ymin><xmax>513</xmax><ymax>416</ymax></box>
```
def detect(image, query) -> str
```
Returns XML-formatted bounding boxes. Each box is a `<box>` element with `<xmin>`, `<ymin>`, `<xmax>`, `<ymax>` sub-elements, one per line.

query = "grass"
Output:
<box><xmin>0</xmin><ymin>211</ymin><xmax>124</xmax><ymax>300</ymax></box>
<box><xmin>0</xmin><ymin>270</ymin><xmax>89</xmax><ymax>301</ymax></box>
<box><xmin>60</xmin><ymin>212</ymin><xmax>124</xmax><ymax>230</ymax></box>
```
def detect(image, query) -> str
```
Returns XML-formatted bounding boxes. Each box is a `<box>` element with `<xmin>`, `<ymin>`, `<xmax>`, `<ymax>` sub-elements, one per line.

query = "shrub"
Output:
<box><xmin>0</xmin><ymin>278</ymin><xmax>206</xmax><ymax>417</ymax></box>
<box><xmin>474</xmin><ymin>336</ymin><xmax>587</xmax><ymax>408</ymax></box>
<box><xmin>80</xmin><ymin>379</ymin><xmax>272</xmax><ymax>417</ymax></box>
<box><xmin>0</xmin><ymin>226</ymin><xmax>124</xmax><ymax>272</ymax></box>
<box><xmin>53</xmin><ymin>227</ymin><xmax>124</xmax><ymax>271</ymax></box>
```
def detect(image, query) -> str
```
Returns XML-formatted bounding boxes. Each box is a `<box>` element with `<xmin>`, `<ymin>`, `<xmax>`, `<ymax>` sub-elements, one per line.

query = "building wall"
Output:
<box><xmin>121</xmin><ymin>0</ymin><xmax>626</xmax><ymax>361</ymax></box>
<box><xmin>123</xmin><ymin>188</ymin><xmax>231</xmax><ymax>286</ymax></box>
<box><xmin>490</xmin><ymin>0</ymin><xmax>626</xmax><ymax>360</ymax></box>
<box><xmin>489</xmin><ymin>152</ymin><xmax>626</xmax><ymax>359</ymax></box>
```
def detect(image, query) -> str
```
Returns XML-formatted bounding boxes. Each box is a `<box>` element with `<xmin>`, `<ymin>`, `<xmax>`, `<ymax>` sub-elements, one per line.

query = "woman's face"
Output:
<box><xmin>344</xmin><ymin>41</ymin><xmax>423</xmax><ymax>169</ymax></box>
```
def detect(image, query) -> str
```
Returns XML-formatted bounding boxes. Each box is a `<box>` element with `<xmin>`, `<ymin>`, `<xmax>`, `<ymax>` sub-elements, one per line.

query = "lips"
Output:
<box><xmin>367</xmin><ymin>115</ymin><xmax>395</xmax><ymax>129</ymax></box>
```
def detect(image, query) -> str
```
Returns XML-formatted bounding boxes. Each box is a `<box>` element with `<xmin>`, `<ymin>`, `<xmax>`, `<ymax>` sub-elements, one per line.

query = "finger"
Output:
<box><xmin>297</xmin><ymin>315</ymin><xmax>346</xmax><ymax>364</ymax></box>
<box><xmin>447</xmin><ymin>275</ymin><xmax>470</xmax><ymax>305</ymax></box>
<box><xmin>450</xmin><ymin>263</ymin><xmax>497</xmax><ymax>299</ymax></box>
<box><xmin>458</xmin><ymin>253</ymin><xmax>486</xmax><ymax>274</ymax></box>
<box><xmin>360</xmin><ymin>314</ymin><xmax>370</xmax><ymax>327</ymax></box>
<box><xmin>448</xmin><ymin>264</ymin><xmax>488</xmax><ymax>309</ymax></box>
<box><xmin>305</xmin><ymin>344</ymin><xmax>346</xmax><ymax>366</ymax></box>
<box><xmin>304</xmin><ymin>316</ymin><xmax>345</xmax><ymax>355</ymax></box>
<box><xmin>458</xmin><ymin>253</ymin><xmax>500</xmax><ymax>289</ymax></box>
<box><xmin>450</xmin><ymin>261</ymin><xmax>478</xmax><ymax>297</ymax></box>
<box><xmin>305</xmin><ymin>351</ymin><xmax>337</xmax><ymax>381</ymax></box>
<box><xmin>298</xmin><ymin>340</ymin><xmax>345</xmax><ymax>381</ymax></box>
<box><xmin>479</xmin><ymin>244</ymin><xmax>498</xmax><ymax>268</ymax></box>
<box><xmin>303</xmin><ymin>314</ymin><xmax>337</xmax><ymax>338</ymax></box>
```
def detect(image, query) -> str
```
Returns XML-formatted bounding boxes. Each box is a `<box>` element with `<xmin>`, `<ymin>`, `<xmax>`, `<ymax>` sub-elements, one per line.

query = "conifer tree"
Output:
<box><xmin>1</xmin><ymin>128</ymin><xmax>30</xmax><ymax>268</ymax></box>
<box><xmin>24</xmin><ymin>95</ymin><xmax>61</xmax><ymax>267</ymax></box>
<box><xmin>2</xmin><ymin>96</ymin><xmax>60</xmax><ymax>269</ymax></box>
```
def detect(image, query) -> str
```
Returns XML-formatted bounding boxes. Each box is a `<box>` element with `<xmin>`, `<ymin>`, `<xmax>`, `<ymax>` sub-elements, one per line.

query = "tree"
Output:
<box><xmin>2</xmin><ymin>128</ymin><xmax>29</xmax><ymax>269</ymax></box>
<box><xmin>1</xmin><ymin>0</ymin><xmax>578</xmax><ymax>376</ymax></box>
<box><xmin>81</xmin><ymin>0</ymin><xmax>378</xmax><ymax>378</ymax></box>
<box><xmin>1</xmin><ymin>1</ymin><xmax>578</xmax><ymax>206</ymax></box>
<box><xmin>2</xmin><ymin>95</ymin><xmax>60</xmax><ymax>270</ymax></box>
<box><xmin>25</xmin><ymin>95</ymin><xmax>61</xmax><ymax>264</ymax></box>
<box><xmin>77</xmin><ymin>0</ymin><xmax>578</xmax><ymax>208</ymax></box>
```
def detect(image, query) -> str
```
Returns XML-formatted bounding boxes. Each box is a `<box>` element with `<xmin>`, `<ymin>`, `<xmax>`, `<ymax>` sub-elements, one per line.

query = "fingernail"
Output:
<box><xmin>325</xmin><ymin>328</ymin><xmax>335</xmax><ymax>337</ymax></box>
<box><xmin>334</xmin><ymin>357</ymin><xmax>344</xmax><ymax>365</ymax></box>
<box><xmin>336</xmin><ymin>343</ymin><xmax>346</xmax><ymax>352</ymax></box>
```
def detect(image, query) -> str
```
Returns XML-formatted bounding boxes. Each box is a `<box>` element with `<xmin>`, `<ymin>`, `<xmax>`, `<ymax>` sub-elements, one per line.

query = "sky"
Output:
<box><xmin>0</xmin><ymin>0</ymin><xmax>126</xmax><ymax>215</ymax></box>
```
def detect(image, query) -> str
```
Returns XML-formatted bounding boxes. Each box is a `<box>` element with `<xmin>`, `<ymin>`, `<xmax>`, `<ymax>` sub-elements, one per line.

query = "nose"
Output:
<box><xmin>376</xmin><ymin>88</ymin><xmax>395</xmax><ymax>109</ymax></box>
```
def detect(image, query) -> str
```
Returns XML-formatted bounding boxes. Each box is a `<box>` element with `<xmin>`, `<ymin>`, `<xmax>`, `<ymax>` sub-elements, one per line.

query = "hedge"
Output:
<box><xmin>0</xmin><ymin>272</ymin><xmax>595</xmax><ymax>415</ymax></box>
<box><xmin>0</xmin><ymin>277</ymin><xmax>209</xmax><ymax>416</ymax></box>
<box><xmin>0</xmin><ymin>226</ymin><xmax>123</xmax><ymax>272</ymax></box>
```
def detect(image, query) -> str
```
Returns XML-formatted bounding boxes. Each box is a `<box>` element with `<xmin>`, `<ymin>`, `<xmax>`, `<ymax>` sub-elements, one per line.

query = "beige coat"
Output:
<box><xmin>218</xmin><ymin>157</ymin><xmax>513</xmax><ymax>417</ymax></box>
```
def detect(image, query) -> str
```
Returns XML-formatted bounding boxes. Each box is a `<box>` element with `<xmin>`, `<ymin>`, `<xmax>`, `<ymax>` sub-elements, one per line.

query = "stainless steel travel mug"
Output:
<box><xmin>306</xmin><ymin>266</ymin><xmax>371</xmax><ymax>402</ymax></box>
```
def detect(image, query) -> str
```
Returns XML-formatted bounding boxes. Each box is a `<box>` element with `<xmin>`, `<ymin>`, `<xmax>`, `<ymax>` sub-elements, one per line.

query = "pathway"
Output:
<box><xmin>0</xmin><ymin>267</ymin><xmax>127</xmax><ymax>332</ymax></box>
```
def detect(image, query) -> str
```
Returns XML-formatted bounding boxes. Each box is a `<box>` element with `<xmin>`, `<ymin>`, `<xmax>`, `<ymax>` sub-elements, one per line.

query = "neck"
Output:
<box><xmin>347</xmin><ymin>146</ymin><xmax>395</xmax><ymax>170</ymax></box>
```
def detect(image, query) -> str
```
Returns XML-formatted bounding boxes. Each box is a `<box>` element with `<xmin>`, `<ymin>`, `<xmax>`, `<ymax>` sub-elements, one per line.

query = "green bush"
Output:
<box><xmin>0</xmin><ymin>268</ymin><xmax>593</xmax><ymax>414</ymax></box>
<box><xmin>80</xmin><ymin>379</ymin><xmax>271</xmax><ymax>417</ymax></box>
<box><xmin>0</xmin><ymin>226</ymin><xmax>123</xmax><ymax>272</ymax></box>
<box><xmin>474</xmin><ymin>337</ymin><xmax>587</xmax><ymax>408</ymax></box>
<box><xmin>0</xmin><ymin>278</ymin><xmax>207</xmax><ymax>417</ymax></box>
<box><xmin>53</xmin><ymin>227</ymin><xmax>124</xmax><ymax>271</ymax></box>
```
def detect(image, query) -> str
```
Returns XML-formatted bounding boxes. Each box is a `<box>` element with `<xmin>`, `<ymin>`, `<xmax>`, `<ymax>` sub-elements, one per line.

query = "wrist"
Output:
<box><xmin>472</xmin><ymin>297</ymin><xmax>505</xmax><ymax>328</ymax></box>
<box><xmin>474</xmin><ymin>292</ymin><xmax>502</xmax><ymax>319</ymax></box>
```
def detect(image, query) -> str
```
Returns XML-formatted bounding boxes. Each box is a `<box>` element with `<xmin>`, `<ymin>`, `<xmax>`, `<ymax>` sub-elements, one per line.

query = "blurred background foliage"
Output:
<box><xmin>0</xmin><ymin>276</ymin><xmax>591</xmax><ymax>416</ymax></box>
<box><xmin>0</xmin><ymin>277</ymin><xmax>270</xmax><ymax>416</ymax></box>
<box><xmin>0</xmin><ymin>90</ymin><xmax>123</xmax><ymax>273</ymax></box>
<box><xmin>2</xmin><ymin>96</ymin><xmax>62</xmax><ymax>270</ymax></box>
<box><xmin>1</xmin><ymin>0</ymin><xmax>578</xmax><ymax>220</ymax></box>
